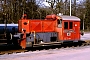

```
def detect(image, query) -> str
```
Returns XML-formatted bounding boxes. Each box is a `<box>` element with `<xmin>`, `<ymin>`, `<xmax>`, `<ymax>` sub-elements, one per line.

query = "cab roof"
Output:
<box><xmin>60</xmin><ymin>15</ymin><xmax>80</xmax><ymax>21</ymax></box>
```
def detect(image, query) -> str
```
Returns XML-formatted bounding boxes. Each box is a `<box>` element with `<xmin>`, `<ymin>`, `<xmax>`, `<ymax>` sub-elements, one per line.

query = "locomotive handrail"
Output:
<box><xmin>31</xmin><ymin>31</ymin><xmax>36</xmax><ymax>44</ymax></box>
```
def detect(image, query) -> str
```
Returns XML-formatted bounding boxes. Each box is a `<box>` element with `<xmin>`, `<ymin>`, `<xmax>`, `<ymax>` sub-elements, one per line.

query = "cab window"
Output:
<box><xmin>69</xmin><ymin>22</ymin><xmax>73</xmax><ymax>29</ymax></box>
<box><xmin>64</xmin><ymin>22</ymin><xmax>68</xmax><ymax>29</ymax></box>
<box><xmin>57</xmin><ymin>19</ymin><xmax>62</xmax><ymax>28</ymax></box>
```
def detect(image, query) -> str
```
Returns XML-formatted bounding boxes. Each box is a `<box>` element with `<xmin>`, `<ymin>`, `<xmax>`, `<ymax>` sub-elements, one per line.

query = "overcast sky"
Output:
<box><xmin>36</xmin><ymin>0</ymin><xmax>84</xmax><ymax>7</ymax></box>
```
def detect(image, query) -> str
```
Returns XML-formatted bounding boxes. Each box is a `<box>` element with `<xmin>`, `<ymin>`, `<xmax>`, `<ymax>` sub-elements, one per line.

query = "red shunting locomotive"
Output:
<box><xmin>13</xmin><ymin>14</ymin><xmax>80</xmax><ymax>48</ymax></box>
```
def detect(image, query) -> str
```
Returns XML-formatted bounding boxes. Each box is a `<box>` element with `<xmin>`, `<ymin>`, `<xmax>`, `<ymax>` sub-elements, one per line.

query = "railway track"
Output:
<box><xmin>0</xmin><ymin>49</ymin><xmax>28</xmax><ymax>55</ymax></box>
<box><xmin>0</xmin><ymin>40</ymin><xmax>90</xmax><ymax>55</ymax></box>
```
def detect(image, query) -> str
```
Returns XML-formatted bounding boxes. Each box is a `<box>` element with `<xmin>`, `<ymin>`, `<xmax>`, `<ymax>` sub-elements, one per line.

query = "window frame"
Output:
<box><xmin>57</xmin><ymin>19</ymin><xmax>62</xmax><ymax>28</ymax></box>
<box><xmin>64</xmin><ymin>22</ymin><xmax>68</xmax><ymax>29</ymax></box>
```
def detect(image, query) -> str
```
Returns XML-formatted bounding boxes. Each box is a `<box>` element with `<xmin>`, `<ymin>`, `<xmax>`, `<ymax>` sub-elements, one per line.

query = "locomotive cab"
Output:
<box><xmin>57</xmin><ymin>15</ymin><xmax>80</xmax><ymax>42</ymax></box>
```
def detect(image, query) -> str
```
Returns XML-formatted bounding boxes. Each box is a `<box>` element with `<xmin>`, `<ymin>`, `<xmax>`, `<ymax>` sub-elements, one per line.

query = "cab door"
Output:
<box><xmin>74</xmin><ymin>22</ymin><xmax>80</xmax><ymax>40</ymax></box>
<box><xmin>68</xmin><ymin>22</ymin><xmax>74</xmax><ymax>40</ymax></box>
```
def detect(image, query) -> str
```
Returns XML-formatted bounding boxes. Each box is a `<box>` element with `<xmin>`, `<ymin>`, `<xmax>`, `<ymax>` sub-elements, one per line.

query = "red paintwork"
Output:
<box><xmin>18</xmin><ymin>19</ymin><xmax>30</xmax><ymax>48</ymax></box>
<box><xmin>20</xmin><ymin>32</ymin><xmax>26</xmax><ymax>49</ymax></box>
<box><xmin>42</xmin><ymin>20</ymin><xmax>55</xmax><ymax>32</ymax></box>
<box><xmin>30</xmin><ymin>20</ymin><xmax>42</xmax><ymax>32</ymax></box>
<box><xmin>74</xmin><ymin>22</ymin><xmax>80</xmax><ymax>40</ymax></box>
<box><xmin>45</xmin><ymin>14</ymin><xmax>57</xmax><ymax>20</ymax></box>
<box><xmin>18</xmin><ymin>19</ymin><xmax>30</xmax><ymax>33</ymax></box>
